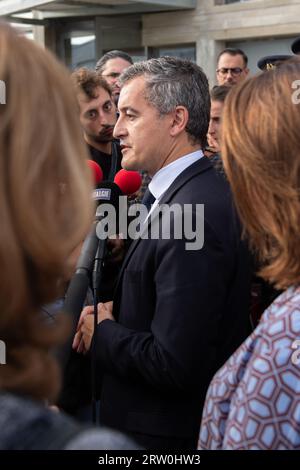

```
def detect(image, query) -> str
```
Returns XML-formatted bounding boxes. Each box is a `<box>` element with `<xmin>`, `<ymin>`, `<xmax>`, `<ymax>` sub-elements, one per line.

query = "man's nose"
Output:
<box><xmin>98</xmin><ymin>109</ymin><xmax>111</xmax><ymax>124</ymax></box>
<box><xmin>111</xmin><ymin>74</ymin><xmax>121</xmax><ymax>85</ymax></box>
<box><xmin>113</xmin><ymin>117</ymin><xmax>123</xmax><ymax>139</ymax></box>
<box><xmin>208</xmin><ymin>121</ymin><xmax>214</xmax><ymax>134</ymax></box>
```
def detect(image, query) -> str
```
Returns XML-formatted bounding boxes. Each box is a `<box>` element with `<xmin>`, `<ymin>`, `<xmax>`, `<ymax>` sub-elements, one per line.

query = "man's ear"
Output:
<box><xmin>170</xmin><ymin>106</ymin><xmax>189</xmax><ymax>137</ymax></box>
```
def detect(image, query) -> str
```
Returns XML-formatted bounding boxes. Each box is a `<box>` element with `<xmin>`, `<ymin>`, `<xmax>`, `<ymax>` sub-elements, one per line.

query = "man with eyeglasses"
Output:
<box><xmin>216</xmin><ymin>48</ymin><xmax>249</xmax><ymax>87</ymax></box>
<box><xmin>96</xmin><ymin>50</ymin><xmax>133</xmax><ymax>104</ymax></box>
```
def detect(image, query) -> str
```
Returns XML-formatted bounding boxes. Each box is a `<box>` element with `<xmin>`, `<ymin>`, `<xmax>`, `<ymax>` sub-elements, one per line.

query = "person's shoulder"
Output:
<box><xmin>64</xmin><ymin>428</ymin><xmax>140</xmax><ymax>450</ymax></box>
<box><xmin>0</xmin><ymin>392</ymin><xmax>80</xmax><ymax>449</ymax></box>
<box><xmin>252</xmin><ymin>286</ymin><xmax>300</xmax><ymax>372</ymax></box>
<box><xmin>191</xmin><ymin>157</ymin><xmax>228</xmax><ymax>187</ymax></box>
<box><xmin>261</xmin><ymin>286</ymin><xmax>300</xmax><ymax>327</ymax></box>
<box><xmin>0</xmin><ymin>392</ymin><xmax>139</xmax><ymax>450</ymax></box>
<box><xmin>185</xmin><ymin>158</ymin><xmax>231</xmax><ymax>207</ymax></box>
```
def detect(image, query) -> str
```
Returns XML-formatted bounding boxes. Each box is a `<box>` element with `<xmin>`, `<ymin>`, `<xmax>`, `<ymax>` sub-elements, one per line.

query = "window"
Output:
<box><xmin>71</xmin><ymin>35</ymin><xmax>96</xmax><ymax>69</ymax></box>
<box><xmin>149</xmin><ymin>44</ymin><xmax>196</xmax><ymax>61</ymax></box>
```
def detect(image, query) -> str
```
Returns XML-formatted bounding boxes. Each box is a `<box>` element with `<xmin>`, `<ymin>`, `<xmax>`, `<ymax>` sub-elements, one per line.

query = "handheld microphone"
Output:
<box><xmin>60</xmin><ymin>168</ymin><xmax>142</xmax><ymax>417</ymax></box>
<box><xmin>91</xmin><ymin>170</ymin><xmax>141</xmax><ymax>295</ymax></box>
<box><xmin>60</xmin><ymin>160</ymin><xmax>104</xmax><ymax>345</ymax></box>
<box><xmin>87</xmin><ymin>159</ymin><xmax>103</xmax><ymax>185</ymax></box>
<box><xmin>75</xmin><ymin>182</ymin><xmax>122</xmax><ymax>278</ymax></box>
<box><xmin>63</xmin><ymin>169</ymin><xmax>142</xmax><ymax>321</ymax></box>
<box><xmin>114</xmin><ymin>169</ymin><xmax>142</xmax><ymax>195</ymax></box>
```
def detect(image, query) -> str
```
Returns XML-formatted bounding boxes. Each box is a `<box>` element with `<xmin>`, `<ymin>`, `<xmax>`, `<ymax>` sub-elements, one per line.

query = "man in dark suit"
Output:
<box><xmin>73</xmin><ymin>57</ymin><xmax>252</xmax><ymax>449</ymax></box>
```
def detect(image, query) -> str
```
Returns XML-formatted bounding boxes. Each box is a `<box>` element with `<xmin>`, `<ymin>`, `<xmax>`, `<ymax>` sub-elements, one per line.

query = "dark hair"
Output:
<box><xmin>210</xmin><ymin>85</ymin><xmax>231</xmax><ymax>103</ymax></box>
<box><xmin>119</xmin><ymin>56</ymin><xmax>210</xmax><ymax>147</ymax></box>
<box><xmin>95</xmin><ymin>50</ymin><xmax>133</xmax><ymax>74</ymax></box>
<box><xmin>218</xmin><ymin>48</ymin><xmax>248</xmax><ymax>67</ymax></box>
<box><xmin>71</xmin><ymin>67</ymin><xmax>112</xmax><ymax>99</ymax></box>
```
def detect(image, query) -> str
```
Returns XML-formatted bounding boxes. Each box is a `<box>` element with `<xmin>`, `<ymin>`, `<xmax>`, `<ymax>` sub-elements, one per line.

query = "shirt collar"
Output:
<box><xmin>149</xmin><ymin>149</ymin><xmax>204</xmax><ymax>201</ymax></box>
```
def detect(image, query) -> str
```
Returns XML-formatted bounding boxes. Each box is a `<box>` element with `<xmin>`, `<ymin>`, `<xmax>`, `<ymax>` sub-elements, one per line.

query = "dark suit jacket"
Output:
<box><xmin>95</xmin><ymin>157</ymin><xmax>252</xmax><ymax>443</ymax></box>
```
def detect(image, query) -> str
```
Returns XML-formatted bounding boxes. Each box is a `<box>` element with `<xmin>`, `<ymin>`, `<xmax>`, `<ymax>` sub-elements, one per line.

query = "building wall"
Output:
<box><xmin>30</xmin><ymin>1</ymin><xmax>300</xmax><ymax>83</ymax></box>
<box><xmin>142</xmin><ymin>0</ymin><xmax>300</xmax><ymax>84</ymax></box>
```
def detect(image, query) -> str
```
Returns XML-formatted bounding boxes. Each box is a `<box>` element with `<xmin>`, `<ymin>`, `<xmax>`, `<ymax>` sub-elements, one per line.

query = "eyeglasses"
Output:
<box><xmin>216</xmin><ymin>67</ymin><xmax>244</xmax><ymax>77</ymax></box>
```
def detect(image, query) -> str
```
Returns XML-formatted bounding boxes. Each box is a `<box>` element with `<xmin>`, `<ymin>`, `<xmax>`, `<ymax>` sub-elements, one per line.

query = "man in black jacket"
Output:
<box><xmin>72</xmin><ymin>68</ymin><xmax>122</xmax><ymax>180</ymax></box>
<box><xmin>74</xmin><ymin>57</ymin><xmax>252</xmax><ymax>449</ymax></box>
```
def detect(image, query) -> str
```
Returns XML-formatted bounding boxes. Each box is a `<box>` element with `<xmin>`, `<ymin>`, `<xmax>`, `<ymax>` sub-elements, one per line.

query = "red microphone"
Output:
<box><xmin>87</xmin><ymin>160</ymin><xmax>103</xmax><ymax>185</ymax></box>
<box><xmin>114</xmin><ymin>169</ymin><xmax>142</xmax><ymax>195</ymax></box>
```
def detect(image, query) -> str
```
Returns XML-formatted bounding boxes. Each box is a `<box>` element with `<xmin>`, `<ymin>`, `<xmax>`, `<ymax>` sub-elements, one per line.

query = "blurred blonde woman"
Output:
<box><xmin>199</xmin><ymin>58</ymin><xmax>300</xmax><ymax>450</ymax></box>
<box><xmin>0</xmin><ymin>23</ymin><xmax>135</xmax><ymax>450</ymax></box>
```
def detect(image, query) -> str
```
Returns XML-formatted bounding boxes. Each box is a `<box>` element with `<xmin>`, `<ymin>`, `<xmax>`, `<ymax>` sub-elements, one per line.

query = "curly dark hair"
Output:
<box><xmin>71</xmin><ymin>67</ymin><xmax>112</xmax><ymax>99</ymax></box>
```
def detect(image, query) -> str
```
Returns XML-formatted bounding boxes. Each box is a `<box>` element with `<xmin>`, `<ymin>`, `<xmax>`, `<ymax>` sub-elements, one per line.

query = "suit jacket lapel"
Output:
<box><xmin>114</xmin><ymin>156</ymin><xmax>212</xmax><ymax>291</ymax></box>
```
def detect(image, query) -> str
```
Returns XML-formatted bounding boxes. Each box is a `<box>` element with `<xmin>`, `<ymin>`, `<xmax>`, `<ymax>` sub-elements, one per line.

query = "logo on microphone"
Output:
<box><xmin>93</xmin><ymin>188</ymin><xmax>112</xmax><ymax>201</ymax></box>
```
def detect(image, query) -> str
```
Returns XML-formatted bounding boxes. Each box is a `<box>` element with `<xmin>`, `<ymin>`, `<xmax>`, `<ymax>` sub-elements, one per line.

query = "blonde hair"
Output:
<box><xmin>0</xmin><ymin>24</ymin><xmax>93</xmax><ymax>401</ymax></box>
<box><xmin>222</xmin><ymin>57</ymin><xmax>300</xmax><ymax>290</ymax></box>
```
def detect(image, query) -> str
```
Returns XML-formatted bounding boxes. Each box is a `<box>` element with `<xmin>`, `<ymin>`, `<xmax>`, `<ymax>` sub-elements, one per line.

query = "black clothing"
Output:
<box><xmin>0</xmin><ymin>392</ymin><xmax>137</xmax><ymax>450</ymax></box>
<box><xmin>95</xmin><ymin>157</ymin><xmax>252</xmax><ymax>448</ymax></box>
<box><xmin>58</xmin><ymin>142</ymin><xmax>123</xmax><ymax>415</ymax></box>
<box><xmin>88</xmin><ymin>141</ymin><xmax>122</xmax><ymax>181</ymax></box>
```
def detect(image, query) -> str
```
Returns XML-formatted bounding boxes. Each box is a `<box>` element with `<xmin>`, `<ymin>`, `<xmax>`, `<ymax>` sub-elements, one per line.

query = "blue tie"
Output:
<box><xmin>142</xmin><ymin>188</ymin><xmax>155</xmax><ymax>211</ymax></box>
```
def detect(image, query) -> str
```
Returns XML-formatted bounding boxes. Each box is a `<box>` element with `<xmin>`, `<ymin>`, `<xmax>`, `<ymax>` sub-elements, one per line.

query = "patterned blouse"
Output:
<box><xmin>199</xmin><ymin>286</ymin><xmax>300</xmax><ymax>449</ymax></box>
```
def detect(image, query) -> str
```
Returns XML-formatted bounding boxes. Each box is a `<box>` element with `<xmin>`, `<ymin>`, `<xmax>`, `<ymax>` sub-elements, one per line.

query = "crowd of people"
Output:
<box><xmin>0</xmin><ymin>21</ymin><xmax>300</xmax><ymax>450</ymax></box>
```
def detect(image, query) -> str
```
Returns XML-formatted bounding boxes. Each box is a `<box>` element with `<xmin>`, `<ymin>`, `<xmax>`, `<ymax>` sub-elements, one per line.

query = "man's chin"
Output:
<box><xmin>94</xmin><ymin>135</ymin><xmax>113</xmax><ymax>143</ymax></box>
<box><xmin>121</xmin><ymin>160</ymin><xmax>133</xmax><ymax>171</ymax></box>
<box><xmin>121</xmin><ymin>156</ymin><xmax>137</xmax><ymax>172</ymax></box>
